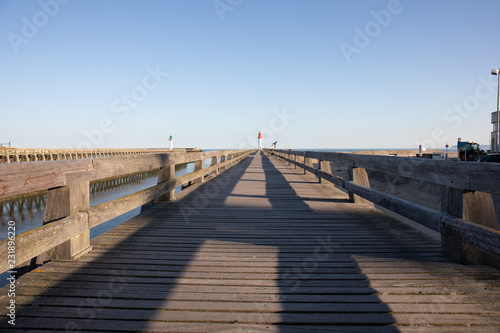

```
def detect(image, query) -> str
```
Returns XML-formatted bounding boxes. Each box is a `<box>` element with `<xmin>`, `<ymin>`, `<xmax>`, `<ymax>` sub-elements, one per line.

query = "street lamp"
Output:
<box><xmin>492</xmin><ymin>68</ymin><xmax>500</xmax><ymax>152</ymax></box>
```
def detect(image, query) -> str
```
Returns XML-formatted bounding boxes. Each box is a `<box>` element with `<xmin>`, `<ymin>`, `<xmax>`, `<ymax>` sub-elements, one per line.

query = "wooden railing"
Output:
<box><xmin>0</xmin><ymin>149</ymin><xmax>256</xmax><ymax>273</ymax></box>
<box><xmin>0</xmin><ymin>148</ymin><xmax>200</xmax><ymax>164</ymax></box>
<box><xmin>268</xmin><ymin>149</ymin><xmax>500</xmax><ymax>269</ymax></box>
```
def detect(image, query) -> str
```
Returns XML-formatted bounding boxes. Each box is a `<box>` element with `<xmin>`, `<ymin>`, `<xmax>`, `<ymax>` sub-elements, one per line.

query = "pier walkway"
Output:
<box><xmin>1</xmin><ymin>151</ymin><xmax>500</xmax><ymax>332</ymax></box>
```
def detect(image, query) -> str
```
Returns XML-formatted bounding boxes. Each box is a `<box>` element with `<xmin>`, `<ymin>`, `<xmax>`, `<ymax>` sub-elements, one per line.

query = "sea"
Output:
<box><xmin>0</xmin><ymin>158</ymin><xmax>213</xmax><ymax>286</ymax></box>
<box><xmin>0</xmin><ymin>159</ymin><xmax>214</xmax><ymax>242</ymax></box>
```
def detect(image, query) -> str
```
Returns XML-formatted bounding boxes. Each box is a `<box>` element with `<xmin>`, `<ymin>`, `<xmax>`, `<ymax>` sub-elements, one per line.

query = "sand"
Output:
<box><xmin>346</xmin><ymin>149</ymin><xmax>460</xmax><ymax>158</ymax></box>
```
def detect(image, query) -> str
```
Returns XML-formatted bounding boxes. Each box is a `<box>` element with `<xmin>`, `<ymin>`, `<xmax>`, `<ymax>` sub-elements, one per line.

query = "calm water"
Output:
<box><xmin>0</xmin><ymin>159</ymin><xmax>218</xmax><ymax>241</ymax></box>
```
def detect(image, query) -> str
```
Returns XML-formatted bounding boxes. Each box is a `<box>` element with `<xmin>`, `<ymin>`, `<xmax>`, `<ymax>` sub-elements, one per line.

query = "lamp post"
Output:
<box><xmin>492</xmin><ymin>69</ymin><xmax>500</xmax><ymax>152</ymax></box>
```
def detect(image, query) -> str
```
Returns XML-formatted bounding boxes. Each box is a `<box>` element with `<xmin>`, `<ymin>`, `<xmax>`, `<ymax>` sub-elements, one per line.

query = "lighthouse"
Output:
<box><xmin>258</xmin><ymin>131</ymin><xmax>262</xmax><ymax>150</ymax></box>
<box><xmin>169</xmin><ymin>135</ymin><xmax>173</xmax><ymax>149</ymax></box>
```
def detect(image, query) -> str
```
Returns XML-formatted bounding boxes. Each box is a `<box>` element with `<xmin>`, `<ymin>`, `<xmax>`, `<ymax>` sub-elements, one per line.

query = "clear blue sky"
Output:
<box><xmin>1</xmin><ymin>0</ymin><xmax>499</xmax><ymax>150</ymax></box>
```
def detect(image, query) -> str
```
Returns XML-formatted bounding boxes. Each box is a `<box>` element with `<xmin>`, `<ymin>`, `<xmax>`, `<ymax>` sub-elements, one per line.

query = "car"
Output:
<box><xmin>479</xmin><ymin>153</ymin><xmax>500</xmax><ymax>163</ymax></box>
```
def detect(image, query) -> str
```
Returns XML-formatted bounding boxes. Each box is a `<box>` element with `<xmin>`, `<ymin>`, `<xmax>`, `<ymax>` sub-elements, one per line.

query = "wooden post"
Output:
<box><xmin>156</xmin><ymin>164</ymin><xmax>176</xmax><ymax>202</ymax></box>
<box><xmin>440</xmin><ymin>186</ymin><xmax>463</xmax><ymax>217</ymax></box>
<box><xmin>463</xmin><ymin>191</ymin><xmax>498</xmax><ymax>230</ymax></box>
<box><xmin>347</xmin><ymin>166</ymin><xmax>373</xmax><ymax>206</ymax></box>
<box><xmin>37</xmin><ymin>182</ymin><xmax>91</xmax><ymax>264</ymax></box>
<box><xmin>304</xmin><ymin>156</ymin><xmax>313</xmax><ymax>176</ymax></box>
<box><xmin>220</xmin><ymin>155</ymin><xmax>226</xmax><ymax>171</ymax></box>
<box><xmin>331</xmin><ymin>162</ymin><xmax>352</xmax><ymax>180</ymax></box>
<box><xmin>193</xmin><ymin>159</ymin><xmax>204</xmax><ymax>184</ymax></box>
<box><xmin>441</xmin><ymin>187</ymin><xmax>499</xmax><ymax>266</ymax></box>
<box><xmin>294</xmin><ymin>154</ymin><xmax>297</xmax><ymax>169</ymax></box>
<box><xmin>319</xmin><ymin>160</ymin><xmax>331</xmax><ymax>184</ymax></box>
<box><xmin>211</xmin><ymin>156</ymin><xmax>218</xmax><ymax>176</ymax></box>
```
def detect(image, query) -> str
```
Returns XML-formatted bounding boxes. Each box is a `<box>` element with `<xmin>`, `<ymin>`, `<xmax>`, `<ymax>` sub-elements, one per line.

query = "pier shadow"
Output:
<box><xmin>0</xmin><ymin>151</ymin><xmax>452</xmax><ymax>331</ymax></box>
<box><xmin>259</xmin><ymin>151</ymin><xmax>399</xmax><ymax>331</ymax></box>
<box><xmin>0</xmin><ymin>154</ymin><xmax>258</xmax><ymax>331</ymax></box>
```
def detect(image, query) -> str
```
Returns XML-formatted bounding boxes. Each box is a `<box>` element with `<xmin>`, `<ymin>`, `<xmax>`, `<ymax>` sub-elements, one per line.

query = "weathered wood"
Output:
<box><xmin>193</xmin><ymin>158</ymin><xmax>204</xmax><ymax>184</ymax></box>
<box><xmin>270</xmin><ymin>149</ymin><xmax>500</xmax><ymax>267</ymax></box>
<box><xmin>0</xmin><ymin>212</ymin><xmax>88</xmax><ymax>273</ymax></box>
<box><xmin>37</xmin><ymin>182</ymin><xmax>91</xmax><ymax>262</ymax></box>
<box><xmin>343</xmin><ymin>181</ymin><xmax>442</xmax><ymax>232</ymax></box>
<box><xmin>5</xmin><ymin>295</ymin><xmax>500</xmax><ymax>314</ymax></box>
<box><xmin>440</xmin><ymin>186</ymin><xmax>463</xmax><ymax>217</ymax></box>
<box><xmin>219</xmin><ymin>154</ymin><xmax>226</xmax><ymax>171</ymax></box>
<box><xmin>273</xmin><ymin>149</ymin><xmax>500</xmax><ymax>194</ymax></box>
<box><xmin>439</xmin><ymin>187</ymin><xmax>499</xmax><ymax>267</ymax></box>
<box><xmin>155</xmin><ymin>165</ymin><xmax>175</xmax><ymax>202</ymax></box>
<box><xmin>0</xmin><ymin>150</ymin><xmax>254</xmax><ymax>273</ymax></box>
<box><xmin>318</xmin><ymin>160</ymin><xmax>330</xmax><ymax>184</ymax></box>
<box><xmin>88</xmin><ymin>186</ymin><xmax>165</xmax><ymax>229</ymax></box>
<box><xmin>209</xmin><ymin>156</ymin><xmax>218</xmax><ymax>177</ymax></box>
<box><xmin>0</xmin><ymin>150</ymin><xmax>499</xmax><ymax>332</ymax></box>
<box><xmin>0</xmin><ymin>148</ymin><xmax>198</xmax><ymax>164</ymax></box>
<box><xmin>0</xmin><ymin>159</ymin><xmax>95</xmax><ymax>198</ymax></box>
<box><xmin>304</xmin><ymin>156</ymin><xmax>313</xmax><ymax>175</ymax></box>
<box><xmin>441</xmin><ymin>214</ymin><xmax>500</xmax><ymax>269</ymax></box>
<box><xmin>463</xmin><ymin>191</ymin><xmax>498</xmax><ymax>229</ymax></box>
<box><xmin>91</xmin><ymin>154</ymin><xmax>173</xmax><ymax>181</ymax></box>
<box><xmin>43</xmin><ymin>183</ymin><xmax>90</xmax><ymax>223</ymax></box>
<box><xmin>0</xmin><ymin>150</ymin><xmax>253</xmax><ymax>198</ymax></box>
<box><xmin>87</xmin><ymin>154</ymin><xmax>251</xmax><ymax>229</ymax></box>
<box><xmin>351</xmin><ymin>167</ymin><xmax>373</xmax><ymax>206</ymax></box>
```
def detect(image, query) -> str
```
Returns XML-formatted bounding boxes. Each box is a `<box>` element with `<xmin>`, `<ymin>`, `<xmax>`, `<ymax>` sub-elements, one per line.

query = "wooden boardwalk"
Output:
<box><xmin>1</xmin><ymin>151</ymin><xmax>500</xmax><ymax>332</ymax></box>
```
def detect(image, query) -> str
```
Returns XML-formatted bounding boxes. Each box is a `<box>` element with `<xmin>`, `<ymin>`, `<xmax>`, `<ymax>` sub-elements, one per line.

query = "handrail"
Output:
<box><xmin>267</xmin><ymin>149</ymin><xmax>500</xmax><ymax>268</ymax></box>
<box><xmin>269</xmin><ymin>149</ymin><xmax>500</xmax><ymax>194</ymax></box>
<box><xmin>0</xmin><ymin>149</ymin><xmax>256</xmax><ymax>273</ymax></box>
<box><xmin>0</xmin><ymin>150</ymin><xmax>249</xmax><ymax>198</ymax></box>
<box><xmin>0</xmin><ymin>148</ymin><xmax>201</xmax><ymax>164</ymax></box>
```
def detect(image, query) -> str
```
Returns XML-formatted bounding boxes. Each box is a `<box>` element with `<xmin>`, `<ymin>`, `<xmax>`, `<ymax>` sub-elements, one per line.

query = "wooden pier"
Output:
<box><xmin>0</xmin><ymin>148</ymin><xmax>199</xmax><ymax>164</ymax></box>
<box><xmin>1</xmin><ymin>150</ymin><xmax>500</xmax><ymax>331</ymax></box>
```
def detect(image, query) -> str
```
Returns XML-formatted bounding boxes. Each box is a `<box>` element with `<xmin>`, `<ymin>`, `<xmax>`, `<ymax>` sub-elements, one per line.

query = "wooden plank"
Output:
<box><xmin>0</xmin><ymin>150</ymin><xmax>499</xmax><ymax>332</ymax></box>
<box><xmin>89</xmin><ymin>152</ymin><xmax>251</xmax><ymax>228</ymax></box>
<box><xmin>3</xmin><ymin>296</ymin><xmax>500</xmax><ymax>314</ymax></box>
<box><xmin>0</xmin><ymin>159</ymin><xmax>94</xmax><ymax>197</ymax></box>
<box><xmin>441</xmin><ymin>214</ymin><xmax>500</xmax><ymax>258</ymax></box>
<box><xmin>0</xmin><ymin>149</ymin><xmax>255</xmax><ymax>198</ymax></box>
<box><xmin>12</xmin><ymin>267</ymin><xmax>500</xmax><ymax>284</ymax></box>
<box><xmin>6</xmin><ymin>306</ymin><xmax>500</xmax><ymax>325</ymax></box>
<box><xmin>275</xmin><ymin>151</ymin><xmax>499</xmax><ymax>262</ymax></box>
<box><xmin>40</xmin><ymin>258</ymin><xmax>475</xmax><ymax>271</ymax></box>
<box><xmin>5</xmin><ymin>285</ymin><xmax>500</xmax><ymax>304</ymax></box>
<box><xmin>344</xmin><ymin>181</ymin><xmax>442</xmax><ymax>232</ymax></box>
<box><xmin>0</xmin><ymin>320</ymin><xmax>493</xmax><ymax>333</ymax></box>
<box><xmin>15</xmin><ymin>262</ymin><xmax>500</xmax><ymax>279</ymax></box>
<box><xmin>272</xmin><ymin>149</ymin><xmax>500</xmax><ymax>194</ymax></box>
<box><xmin>0</xmin><ymin>151</ymin><xmax>254</xmax><ymax>273</ymax></box>
<box><xmin>0</xmin><ymin>212</ymin><xmax>88</xmax><ymax>272</ymax></box>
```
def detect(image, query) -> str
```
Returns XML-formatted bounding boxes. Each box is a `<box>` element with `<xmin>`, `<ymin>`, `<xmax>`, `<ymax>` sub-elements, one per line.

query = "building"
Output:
<box><xmin>492</xmin><ymin>112</ymin><xmax>499</xmax><ymax>153</ymax></box>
